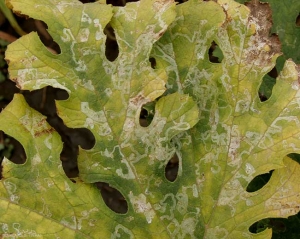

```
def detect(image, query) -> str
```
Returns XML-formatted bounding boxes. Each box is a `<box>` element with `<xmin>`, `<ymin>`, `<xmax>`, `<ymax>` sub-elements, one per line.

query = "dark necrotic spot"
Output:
<box><xmin>104</xmin><ymin>23</ymin><xmax>119</xmax><ymax>62</ymax></box>
<box><xmin>95</xmin><ymin>182</ymin><xmax>128</xmax><ymax>214</ymax></box>
<box><xmin>165</xmin><ymin>152</ymin><xmax>179</xmax><ymax>182</ymax></box>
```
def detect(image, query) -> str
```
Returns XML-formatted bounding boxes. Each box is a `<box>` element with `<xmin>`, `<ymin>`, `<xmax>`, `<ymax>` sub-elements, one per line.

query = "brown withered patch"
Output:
<box><xmin>245</xmin><ymin>0</ymin><xmax>281</xmax><ymax>59</ymax></box>
<box><xmin>34</xmin><ymin>127</ymin><xmax>55</xmax><ymax>137</ymax></box>
<box><xmin>130</xmin><ymin>93</ymin><xmax>146</xmax><ymax>106</ymax></box>
<box><xmin>37</xmin><ymin>118</ymin><xmax>47</xmax><ymax>127</ymax></box>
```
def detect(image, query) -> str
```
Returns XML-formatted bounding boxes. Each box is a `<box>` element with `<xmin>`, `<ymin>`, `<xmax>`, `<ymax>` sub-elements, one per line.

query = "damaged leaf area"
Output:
<box><xmin>1</xmin><ymin>0</ymin><xmax>199</xmax><ymax>238</ymax></box>
<box><xmin>260</xmin><ymin>0</ymin><xmax>300</xmax><ymax>64</ymax></box>
<box><xmin>1</xmin><ymin>0</ymin><xmax>300</xmax><ymax>239</ymax></box>
<box><xmin>151</xmin><ymin>0</ymin><xmax>300</xmax><ymax>238</ymax></box>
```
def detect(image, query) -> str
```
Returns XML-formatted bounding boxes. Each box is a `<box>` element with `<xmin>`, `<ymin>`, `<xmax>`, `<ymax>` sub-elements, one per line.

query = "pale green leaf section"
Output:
<box><xmin>1</xmin><ymin>0</ymin><xmax>200</xmax><ymax>238</ymax></box>
<box><xmin>152</xmin><ymin>0</ymin><xmax>300</xmax><ymax>238</ymax></box>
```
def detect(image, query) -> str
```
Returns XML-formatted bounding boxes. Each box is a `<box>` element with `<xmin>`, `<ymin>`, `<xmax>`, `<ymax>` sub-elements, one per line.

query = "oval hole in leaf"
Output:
<box><xmin>165</xmin><ymin>152</ymin><xmax>179</xmax><ymax>182</ymax></box>
<box><xmin>246</xmin><ymin>171</ymin><xmax>272</xmax><ymax>192</ymax></box>
<box><xmin>149</xmin><ymin>57</ymin><xmax>156</xmax><ymax>69</ymax></box>
<box><xmin>139</xmin><ymin>102</ymin><xmax>155</xmax><ymax>127</ymax></box>
<box><xmin>95</xmin><ymin>182</ymin><xmax>128</xmax><ymax>214</ymax></box>
<box><xmin>209</xmin><ymin>41</ymin><xmax>223</xmax><ymax>63</ymax></box>
<box><xmin>104</xmin><ymin>23</ymin><xmax>119</xmax><ymax>61</ymax></box>
<box><xmin>296</xmin><ymin>13</ymin><xmax>300</xmax><ymax>27</ymax></box>
<box><xmin>0</xmin><ymin>131</ymin><xmax>26</xmax><ymax>179</ymax></box>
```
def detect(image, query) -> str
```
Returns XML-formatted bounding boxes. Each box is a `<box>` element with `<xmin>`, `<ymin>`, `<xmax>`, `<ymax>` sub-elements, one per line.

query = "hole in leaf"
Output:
<box><xmin>0</xmin><ymin>80</ymin><xmax>20</xmax><ymax>110</ymax></box>
<box><xmin>296</xmin><ymin>13</ymin><xmax>300</xmax><ymax>27</ymax></box>
<box><xmin>0</xmin><ymin>132</ymin><xmax>26</xmax><ymax>165</ymax></box>
<box><xmin>176</xmin><ymin>0</ymin><xmax>190</xmax><ymax>4</ymax></box>
<box><xmin>0</xmin><ymin>132</ymin><xmax>26</xmax><ymax>179</ymax></box>
<box><xmin>54</xmin><ymin>88</ymin><xmax>69</xmax><ymax>101</ymax></box>
<box><xmin>59</xmin><ymin>126</ymin><xmax>95</xmax><ymax>178</ymax></box>
<box><xmin>104</xmin><ymin>23</ymin><xmax>119</xmax><ymax>61</ymax></box>
<box><xmin>106</xmin><ymin>0</ymin><xmax>139</xmax><ymax>6</ymax></box>
<box><xmin>60</xmin><ymin>143</ymin><xmax>79</xmax><ymax>179</ymax></box>
<box><xmin>267</xmin><ymin>66</ymin><xmax>279</xmax><ymax>79</ymax></box>
<box><xmin>66</xmin><ymin>128</ymin><xmax>95</xmax><ymax>150</ymax></box>
<box><xmin>70</xmin><ymin>178</ymin><xmax>76</xmax><ymax>183</ymax></box>
<box><xmin>165</xmin><ymin>152</ymin><xmax>179</xmax><ymax>182</ymax></box>
<box><xmin>249</xmin><ymin>218</ymin><xmax>286</xmax><ymax>234</ymax></box>
<box><xmin>288</xmin><ymin>153</ymin><xmax>300</xmax><ymax>164</ymax></box>
<box><xmin>209</xmin><ymin>41</ymin><xmax>224</xmax><ymax>63</ymax></box>
<box><xmin>246</xmin><ymin>171</ymin><xmax>272</xmax><ymax>192</ymax></box>
<box><xmin>23</xmin><ymin>86</ymin><xmax>68</xmax><ymax>115</ymax></box>
<box><xmin>80</xmin><ymin>0</ymin><xmax>96</xmax><ymax>3</ymax></box>
<box><xmin>149</xmin><ymin>57</ymin><xmax>156</xmax><ymax>69</ymax></box>
<box><xmin>139</xmin><ymin>102</ymin><xmax>155</xmax><ymax>127</ymax></box>
<box><xmin>96</xmin><ymin>182</ymin><xmax>128</xmax><ymax>214</ymax></box>
<box><xmin>33</xmin><ymin>20</ymin><xmax>61</xmax><ymax>54</ymax></box>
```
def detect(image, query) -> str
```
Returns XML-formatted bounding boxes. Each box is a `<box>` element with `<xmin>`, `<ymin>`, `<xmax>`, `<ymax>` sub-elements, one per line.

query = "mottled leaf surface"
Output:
<box><xmin>1</xmin><ymin>0</ymin><xmax>300</xmax><ymax>238</ymax></box>
<box><xmin>1</xmin><ymin>0</ymin><xmax>198</xmax><ymax>238</ymax></box>
<box><xmin>152</xmin><ymin>0</ymin><xmax>300</xmax><ymax>238</ymax></box>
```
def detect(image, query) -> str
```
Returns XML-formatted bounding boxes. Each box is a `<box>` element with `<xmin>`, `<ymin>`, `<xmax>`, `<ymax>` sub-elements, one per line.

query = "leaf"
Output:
<box><xmin>2</xmin><ymin>0</ymin><xmax>300</xmax><ymax>238</ymax></box>
<box><xmin>151</xmin><ymin>0</ymin><xmax>300</xmax><ymax>238</ymax></box>
<box><xmin>1</xmin><ymin>0</ymin><xmax>199</xmax><ymax>238</ymax></box>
